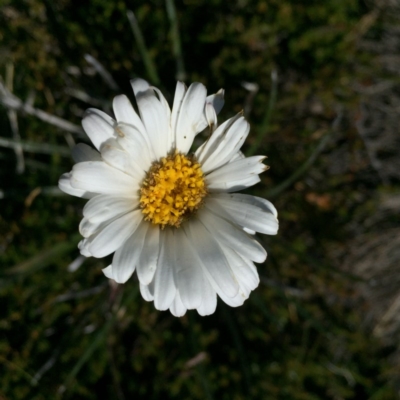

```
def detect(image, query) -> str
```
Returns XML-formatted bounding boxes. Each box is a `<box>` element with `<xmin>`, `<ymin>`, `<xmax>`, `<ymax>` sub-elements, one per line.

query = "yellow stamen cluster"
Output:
<box><xmin>140</xmin><ymin>153</ymin><xmax>207</xmax><ymax>228</ymax></box>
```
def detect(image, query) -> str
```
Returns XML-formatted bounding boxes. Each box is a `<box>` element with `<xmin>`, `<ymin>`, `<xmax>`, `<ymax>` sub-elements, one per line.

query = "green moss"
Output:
<box><xmin>0</xmin><ymin>0</ymin><xmax>398</xmax><ymax>399</ymax></box>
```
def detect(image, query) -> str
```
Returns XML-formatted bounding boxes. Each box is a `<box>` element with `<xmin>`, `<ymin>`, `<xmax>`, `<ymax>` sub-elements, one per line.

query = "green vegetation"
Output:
<box><xmin>1</xmin><ymin>0</ymin><xmax>399</xmax><ymax>398</ymax></box>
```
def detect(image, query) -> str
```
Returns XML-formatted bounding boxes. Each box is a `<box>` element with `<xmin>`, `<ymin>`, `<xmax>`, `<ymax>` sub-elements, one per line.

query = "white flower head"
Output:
<box><xmin>59</xmin><ymin>78</ymin><xmax>279</xmax><ymax>317</ymax></box>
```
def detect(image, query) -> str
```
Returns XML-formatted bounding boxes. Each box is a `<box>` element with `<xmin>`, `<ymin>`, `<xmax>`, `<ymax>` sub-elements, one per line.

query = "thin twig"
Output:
<box><xmin>31</xmin><ymin>351</ymin><xmax>59</xmax><ymax>385</ymax></box>
<box><xmin>0</xmin><ymin>81</ymin><xmax>84</xmax><ymax>136</ymax></box>
<box><xmin>6</xmin><ymin>110</ymin><xmax>24</xmax><ymax>172</ymax></box>
<box><xmin>67</xmin><ymin>255</ymin><xmax>86</xmax><ymax>272</ymax></box>
<box><xmin>54</xmin><ymin>285</ymin><xmax>105</xmax><ymax>303</ymax></box>
<box><xmin>5</xmin><ymin>63</ymin><xmax>25</xmax><ymax>174</ymax></box>
<box><xmin>0</xmin><ymin>137</ymin><xmax>71</xmax><ymax>156</ymax></box>
<box><xmin>64</xmin><ymin>87</ymin><xmax>106</xmax><ymax>108</ymax></box>
<box><xmin>84</xmin><ymin>54</ymin><xmax>119</xmax><ymax>91</ymax></box>
<box><xmin>63</xmin><ymin>131</ymin><xmax>76</xmax><ymax>149</ymax></box>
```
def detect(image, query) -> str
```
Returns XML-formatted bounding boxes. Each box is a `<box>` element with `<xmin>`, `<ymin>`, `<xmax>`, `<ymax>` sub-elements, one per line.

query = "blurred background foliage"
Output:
<box><xmin>1</xmin><ymin>0</ymin><xmax>400</xmax><ymax>398</ymax></box>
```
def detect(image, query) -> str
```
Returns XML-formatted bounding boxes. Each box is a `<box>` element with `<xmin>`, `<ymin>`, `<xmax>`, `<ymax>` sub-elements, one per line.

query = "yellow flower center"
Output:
<box><xmin>140</xmin><ymin>153</ymin><xmax>207</xmax><ymax>228</ymax></box>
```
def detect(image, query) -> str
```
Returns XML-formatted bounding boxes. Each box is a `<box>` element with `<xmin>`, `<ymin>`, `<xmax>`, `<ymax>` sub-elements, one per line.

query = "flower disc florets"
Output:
<box><xmin>140</xmin><ymin>152</ymin><xmax>207</xmax><ymax>228</ymax></box>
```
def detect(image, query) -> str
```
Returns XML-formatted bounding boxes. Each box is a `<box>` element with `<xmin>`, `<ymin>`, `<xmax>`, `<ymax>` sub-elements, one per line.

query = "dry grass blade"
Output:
<box><xmin>0</xmin><ymin>80</ymin><xmax>84</xmax><ymax>136</ymax></box>
<box><xmin>0</xmin><ymin>137</ymin><xmax>71</xmax><ymax>156</ymax></box>
<box><xmin>0</xmin><ymin>354</ymin><xmax>38</xmax><ymax>387</ymax></box>
<box><xmin>4</xmin><ymin>234</ymin><xmax>81</xmax><ymax>277</ymax></box>
<box><xmin>5</xmin><ymin>62</ymin><xmax>25</xmax><ymax>174</ymax></box>
<box><xmin>248</xmin><ymin>69</ymin><xmax>278</xmax><ymax>155</ymax></box>
<box><xmin>265</xmin><ymin>129</ymin><xmax>332</xmax><ymax>199</ymax></box>
<box><xmin>166</xmin><ymin>0</ymin><xmax>186</xmax><ymax>81</ymax></box>
<box><xmin>84</xmin><ymin>54</ymin><xmax>119</xmax><ymax>92</ymax></box>
<box><xmin>64</xmin><ymin>87</ymin><xmax>106</xmax><ymax>108</ymax></box>
<box><xmin>127</xmin><ymin>10</ymin><xmax>160</xmax><ymax>85</ymax></box>
<box><xmin>58</xmin><ymin>286</ymin><xmax>138</xmax><ymax>397</ymax></box>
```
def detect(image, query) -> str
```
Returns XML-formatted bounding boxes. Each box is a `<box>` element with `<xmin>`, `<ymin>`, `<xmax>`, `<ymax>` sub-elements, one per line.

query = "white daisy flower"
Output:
<box><xmin>59</xmin><ymin>78</ymin><xmax>279</xmax><ymax>317</ymax></box>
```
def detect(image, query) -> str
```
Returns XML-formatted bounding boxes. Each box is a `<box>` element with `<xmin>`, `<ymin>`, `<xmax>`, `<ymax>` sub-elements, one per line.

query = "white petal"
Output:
<box><xmin>175</xmin><ymin>83</ymin><xmax>207</xmax><ymax>154</ymax></box>
<box><xmin>205</xmin><ymin>102</ymin><xmax>217</xmax><ymax>131</ymax></box>
<box><xmin>150</xmin><ymin>86</ymin><xmax>172</xmax><ymax>121</ymax></box>
<box><xmin>206</xmin><ymin>88</ymin><xmax>224</xmax><ymax>115</ymax></box>
<box><xmin>151</xmin><ymin>85</ymin><xmax>174</xmax><ymax>152</ymax></box>
<box><xmin>137</xmin><ymin>225</ymin><xmax>160</xmax><ymax>285</ymax></box>
<box><xmin>112</xmin><ymin>94</ymin><xmax>147</xmax><ymax>135</ymax></box>
<box><xmin>223</xmin><ymin>248</ymin><xmax>259</xmax><ymax>292</ymax></box>
<box><xmin>200</xmin><ymin>117</ymin><xmax>250</xmax><ymax>174</ymax></box>
<box><xmin>220</xmin><ymin>193</ymin><xmax>278</xmax><ymax>218</ymax></box>
<box><xmin>101</xmin><ymin>143</ymin><xmax>145</xmax><ymax>181</ymax></box>
<box><xmin>206</xmin><ymin>195</ymin><xmax>278</xmax><ymax>235</ymax></box>
<box><xmin>216</xmin><ymin>287</ymin><xmax>248</xmax><ymax>307</ymax></box>
<box><xmin>82</xmin><ymin>108</ymin><xmax>116</xmax><ymax>151</ymax></box>
<box><xmin>229</xmin><ymin>150</ymin><xmax>245</xmax><ymax>163</ymax></box>
<box><xmin>218</xmin><ymin>248</ymin><xmax>259</xmax><ymax>307</ymax></box>
<box><xmin>88</xmin><ymin>209</ymin><xmax>143</xmax><ymax>258</ymax></box>
<box><xmin>111</xmin><ymin>219</ymin><xmax>148</xmax><ymax>283</ymax></box>
<box><xmin>197</xmin><ymin>277</ymin><xmax>217</xmax><ymax>316</ymax></box>
<box><xmin>169</xmin><ymin>291</ymin><xmax>187</xmax><ymax>317</ymax></box>
<box><xmin>116</xmin><ymin>123</ymin><xmax>154</xmax><ymax>171</ymax></box>
<box><xmin>201</xmin><ymin>265</ymin><xmax>246</xmax><ymax>307</ymax></box>
<box><xmin>79</xmin><ymin>217</ymin><xmax>117</xmax><ymax>247</ymax></box>
<box><xmin>206</xmin><ymin>156</ymin><xmax>267</xmax><ymax>185</ymax></box>
<box><xmin>170</xmin><ymin>81</ymin><xmax>187</xmax><ymax>147</ymax></box>
<box><xmin>195</xmin><ymin>113</ymin><xmax>242</xmax><ymax>167</ymax></box>
<box><xmin>80</xmin><ymin>217</ymin><xmax>111</xmax><ymax>238</ymax></box>
<box><xmin>184</xmin><ymin>218</ymin><xmax>239</xmax><ymax>298</ymax></box>
<box><xmin>174</xmin><ymin>229</ymin><xmax>205</xmax><ymax>310</ymax></box>
<box><xmin>72</xmin><ymin>143</ymin><xmax>101</xmax><ymax>163</ymax></box>
<box><xmin>153</xmin><ymin>229</ymin><xmax>176</xmax><ymax>310</ymax></box>
<box><xmin>78</xmin><ymin>238</ymin><xmax>92</xmax><ymax>257</ymax></box>
<box><xmin>83</xmin><ymin>194</ymin><xmax>138</xmax><ymax>224</ymax></box>
<box><xmin>131</xmin><ymin>78</ymin><xmax>150</xmax><ymax>94</ymax></box>
<box><xmin>71</xmin><ymin>161</ymin><xmax>139</xmax><ymax>195</ymax></box>
<box><xmin>102</xmin><ymin>265</ymin><xmax>114</xmax><ymax>280</ymax></box>
<box><xmin>200</xmin><ymin>207</ymin><xmax>267</xmax><ymax>263</ymax></box>
<box><xmin>58</xmin><ymin>172</ymin><xmax>95</xmax><ymax>199</ymax></box>
<box><xmin>131</xmin><ymin>80</ymin><xmax>171</xmax><ymax>158</ymax></box>
<box><xmin>209</xmin><ymin>175</ymin><xmax>261</xmax><ymax>193</ymax></box>
<box><xmin>140</xmin><ymin>282</ymin><xmax>154</xmax><ymax>302</ymax></box>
